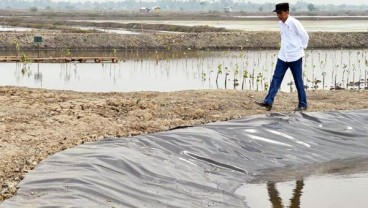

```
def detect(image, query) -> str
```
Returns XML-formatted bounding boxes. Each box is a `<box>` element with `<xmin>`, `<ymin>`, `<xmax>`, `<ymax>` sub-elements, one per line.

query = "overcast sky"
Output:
<box><xmin>49</xmin><ymin>0</ymin><xmax>367</xmax><ymax>5</ymax></box>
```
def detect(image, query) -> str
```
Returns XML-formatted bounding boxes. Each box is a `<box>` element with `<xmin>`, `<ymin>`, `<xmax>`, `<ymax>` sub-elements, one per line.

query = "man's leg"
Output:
<box><xmin>264</xmin><ymin>59</ymin><xmax>288</xmax><ymax>105</ymax></box>
<box><xmin>290</xmin><ymin>58</ymin><xmax>307</xmax><ymax>108</ymax></box>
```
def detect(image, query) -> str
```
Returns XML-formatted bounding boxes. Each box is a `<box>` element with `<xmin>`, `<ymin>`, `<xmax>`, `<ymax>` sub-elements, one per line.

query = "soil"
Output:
<box><xmin>1</xmin><ymin>31</ymin><xmax>367</xmax><ymax>51</ymax></box>
<box><xmin>1</xmin><ymin>86</ymin><xmax>368</xmax><ymax>201</ymax></box>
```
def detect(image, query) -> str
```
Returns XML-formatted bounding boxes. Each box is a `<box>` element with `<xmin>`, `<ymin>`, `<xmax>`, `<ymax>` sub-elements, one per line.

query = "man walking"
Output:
<box><xmin>255</xmin><ymin>2</ymin><xmax>309</xmax><ymax>111</ymax></box>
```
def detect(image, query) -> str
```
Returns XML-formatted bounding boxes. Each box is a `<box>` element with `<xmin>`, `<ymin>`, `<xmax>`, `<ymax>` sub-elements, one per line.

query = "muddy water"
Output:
<box><xmin>0</xmin><ymin>49</ymin><xmax>367</xmax><ymax>92</ymax></box>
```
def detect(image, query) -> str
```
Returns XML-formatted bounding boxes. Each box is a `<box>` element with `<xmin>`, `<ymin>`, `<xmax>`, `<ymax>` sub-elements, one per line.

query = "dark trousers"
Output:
<box><xmin>264</xmin><ymin>58</ymin><xmax>307</xmax><ymax>107</ymax></box>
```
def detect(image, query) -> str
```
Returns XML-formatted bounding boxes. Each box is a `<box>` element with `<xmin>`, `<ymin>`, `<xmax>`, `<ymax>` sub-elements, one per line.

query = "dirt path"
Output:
<box><xmin>1</xmin><ymin>86</ymin><xmax>368</xmax><ymax>201</ymax></box>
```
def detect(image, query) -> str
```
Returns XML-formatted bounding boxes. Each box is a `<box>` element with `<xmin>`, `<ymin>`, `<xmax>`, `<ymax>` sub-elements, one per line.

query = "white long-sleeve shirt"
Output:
<box><xmin>278</xmin><ymin>16</ymin><xmax>309</xmax><ymax>62</ymax></box>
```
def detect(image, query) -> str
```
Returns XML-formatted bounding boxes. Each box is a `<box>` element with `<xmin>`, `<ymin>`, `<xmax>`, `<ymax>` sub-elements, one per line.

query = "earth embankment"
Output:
<box><xmin>1</xmin><ymin>32</ymin><xmax>367</xmax><ymax>51</ymax></box>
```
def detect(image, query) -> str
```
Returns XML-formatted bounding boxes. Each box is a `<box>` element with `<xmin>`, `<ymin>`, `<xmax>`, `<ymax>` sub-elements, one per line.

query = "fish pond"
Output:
<box><xmin>0</xmin><ymin>49</ymin><xmax>367</xmax><ymax>92</ymax></box>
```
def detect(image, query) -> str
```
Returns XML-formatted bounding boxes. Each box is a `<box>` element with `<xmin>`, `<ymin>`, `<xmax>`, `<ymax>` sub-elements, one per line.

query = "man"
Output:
<box><xmin>255</xmin><ymin>2</ymin><xmax>309</xmax><ymax>111</ymax></box>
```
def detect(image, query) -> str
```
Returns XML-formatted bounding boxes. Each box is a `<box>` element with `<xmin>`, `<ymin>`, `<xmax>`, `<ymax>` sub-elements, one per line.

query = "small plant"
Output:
<box><xmin>264</xmin><ymin>81</ymin><xmax>269</xmax><ymax>91</ymax></box>
<box><xmin>216</xmin><ymin>64</ymin><xmax>222</xmax><ymax>86</ymax></box>
<box><xmin>287</xmin><ymin>81</ymin><xmax>294</xmax><ymax>92</ymax></box>
<box><xmin>256</xmin><ymin>73</ymin><xmax>263</xmax><ymax>91</ymax></box>
<box><xmin>249</xmin><ymin>73</ymin><xmax>255</xmax><ymax>90</ymax></box>
<box><xmin>201</xmin><ymin>72</ymin><xmax>206</xmax><ymax>82</ymax></box>
<box><xmin>322</xmin><ymin>72</ymin><xmax>327</xmax><ymax>90</ymax></box>
<box><xmin>234</xmin><ymin>64</ymin><xmax>239</xmax><ymax>77</ymax></box>
<box><xmin>233</xmin><ymin>64</ymin><xmax>239</xmax><ymax>89</ymax></box>
<box><xmin>111</xmin><ymin>48</ymin><xmax>117</xmax><ymax>57</ymax></box>
<box><xmin>13</xmin><ymin>39</ymin><xmax>21</xmax><ymax>57</ymax></box>
<box><xmin>242</xmin><ymin>70</ymin><xmax>249</xmax><ymax>90</ymax></box>
<box><xmin>313</xmin><ymin>79</ymin><xmax>321</xmax><ymax>90</ymax></box>
<box><xmin>60</xmin><ymin>45</ymin><xmax>71</xmax><ymax>57</ymax></box>
<box><xmin>224</xmin><ymin>66</ymin><xmax>229</xmax><ymax>89</ymax></box>
<box><xmin>20</xmin><ymin>52</ymin><xmax>28</xmax><ymax>62</ymax></box>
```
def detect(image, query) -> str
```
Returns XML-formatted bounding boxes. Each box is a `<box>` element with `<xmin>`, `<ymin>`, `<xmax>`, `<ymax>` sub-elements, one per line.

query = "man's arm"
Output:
<box><xmin>295</xmin><ymin>20</ymin><xmax>309</xmax><ymax>49</ymax></box>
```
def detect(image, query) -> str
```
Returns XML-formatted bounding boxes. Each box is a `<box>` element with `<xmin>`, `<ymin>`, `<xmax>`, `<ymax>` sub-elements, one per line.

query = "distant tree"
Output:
<box><xmin>30</xmin><ymin>7</ymin><xmax>38</xmax><ymax>12</ymax></box>
<box><xmin>307</xmin><ymin>3</ymin><xmax>316</xmax><ymax>12</ymax></box>
<box><xmin>45</xmin><ymin>6</ymin><xmax>51</xmax><ymax>10</ymax></box>
<box><xmin>291</xmin><ymin>7</ymin><xmax>296</xmax><ymax>12</ymax></box>
<box><xmin>200</xmin><ymin>1</ymin><xmax>207</xmax><ymax>12</ymax></box>
<box><xmin>258</xmin><ymin>6</ymin><xmax>263</xmax><ymax>12</ymax></box>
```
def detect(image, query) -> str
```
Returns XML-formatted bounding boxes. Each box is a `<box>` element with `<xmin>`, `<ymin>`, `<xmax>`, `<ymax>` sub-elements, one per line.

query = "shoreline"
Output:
<box><xmin>1</xmin><ymin>86</ymin><xmax>368</xmax><ymax>201</ymax></box>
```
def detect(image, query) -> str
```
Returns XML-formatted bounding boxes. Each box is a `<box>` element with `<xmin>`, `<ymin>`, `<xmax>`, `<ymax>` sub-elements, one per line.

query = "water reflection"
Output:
<box><xmin>0</xmin><ymin>49</ymin><xmax>367</xmax><ymax>92</ymax></box>
<box><xmin>267</xmin><ymin>180</ymin><xmax>304</xmax><ymax>208</ymax></box>
<box><xmin>77</xmin><ymin>20</ymin><xmax>368</xmax><ymax>32</ymax></box>
<box><xmin>237</xmin><ymin>158</ymin><xmax>368</xmax><ymax>208</ymax></box>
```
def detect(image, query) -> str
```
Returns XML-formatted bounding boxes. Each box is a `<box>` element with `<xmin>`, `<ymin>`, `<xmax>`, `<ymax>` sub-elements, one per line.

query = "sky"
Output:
<box><xmin>49</xmin><ymin>0</ymin><xmax>368</xmax><ymax>5</ymax></box>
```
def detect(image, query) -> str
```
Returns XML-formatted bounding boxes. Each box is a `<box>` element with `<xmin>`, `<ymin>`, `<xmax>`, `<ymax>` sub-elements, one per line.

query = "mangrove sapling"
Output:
<box><xmin>216</xmin><ymin>64</ymin><xmax>222</xmax><ymax>88</ymax></box>
<box><xmin>365</xmin><ymin>59</ymin><xmax>368</xmax><ymax>89</ymax></box>
<box><xmin>302</xmin><ymin>71</ymin><xmax>308</xmax><ymax>90</ymax></box>
<box><xmin>332</xmin><ymin>51</ymin><xmax>338</xmax><ymax>90</ymax></box>
<box><xmin>312</xmin><ymin>64</ymin><xmax>316</xmax><ymax>89</ymax></box>
<box><xmin>256</xmin><ymin>73</ymin><xmax>263</xmax><ymax>92</ymax></box>
<box><xmin>334</xmin><ymin>64</ymin><xmax>339</xmax><ymax>90</ymax></box>
<box><xmin>60</xmin><ymin>45</ymin><xmax>71</xmax><ymax>58</ymax></box>
<box><xmin>287</xmin><ymin>81</ymin><xmax>294</xmax><ymax>93</ymax></box>
<box><xmin>249</xmin><ymin>73</ymin><xmax>255</xmax><ymax>90</ymax></box>
<box><xmin>322</xmin><ymin>72</ymin><xmax>327</xmax><ymax>90</ymax></box>
<box><xmin>13</xmin><ymin>39</ymin><xmax>21</xmax><ymax>57</ymax></box>
<box><xmin>264</xmin><ymin>80</ymin><xmax>269</xmax><ymax>91</ymax></box>
<box><xmin>233</xmin><ymin>64</ymin><xmax>239</xmax><ymax>89</ymax></box>
<box><xmin>209</xmin><ymin>70</ymin><xmax>213</xmax><ymax>83</ymax></box>
<box><xmin>224</xmin><ymin>66</ymin><xmax>229</xmax><ymax>89</ymax></box>
<box><xmin>352</xmin><ymin>64</ymin><xmax>356</xmax><ymax>89</ymax></box>
<box><xmin>242</xmin><ymin>70</ymin><xmax>249</xmax><ymax>90</ymax></box>
<box><xmin>201</xmin><ymin>72</ymin><xmax>206</xmax><ymax>82</ymax></box>
<box><xmin>19</xmin><ymin>51</ymin><xmax>31</xmax><ymax>77</ymax></box>
<box><xmin>313</xmin><ymin>79</ymin><xmax>321</xmax><ymax>90</ymax></box>
<box><xmin>13</xmin><ymin>38</ymin><xmax>30</xmax><ymax>73</ymax></box>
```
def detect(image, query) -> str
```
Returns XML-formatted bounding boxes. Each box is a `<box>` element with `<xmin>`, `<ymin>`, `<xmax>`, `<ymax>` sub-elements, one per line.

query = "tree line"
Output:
<box><xmin>1</xmin><ymin>0</ymin><xmax>367</xmax><ymax>12</ymax></box>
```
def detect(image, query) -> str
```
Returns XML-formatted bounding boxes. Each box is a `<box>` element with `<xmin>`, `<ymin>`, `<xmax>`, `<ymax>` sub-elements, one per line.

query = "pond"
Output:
<box><xmin>0</xmin><ymin>49</ymin><xmax>367</xmax><ymax>92</ymax></box>
<box><xmin>77</xmin><ymin>19</ymin><xmax>368</xmax><ymax>32</ymax></box>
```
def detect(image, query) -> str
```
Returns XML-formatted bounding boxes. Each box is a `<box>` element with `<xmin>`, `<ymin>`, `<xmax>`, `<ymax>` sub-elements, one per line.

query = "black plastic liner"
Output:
<box><xmin>2</xmin><ymin>110</ymin><xmax>368</xmax><ymax>208</ymax></box>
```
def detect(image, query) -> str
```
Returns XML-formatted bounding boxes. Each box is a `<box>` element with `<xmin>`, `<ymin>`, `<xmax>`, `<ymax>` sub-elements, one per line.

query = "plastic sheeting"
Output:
<box><xmin>2</xmin><ymin>110</ymin><xmax>368</xmax><ymax>208</ymax></box>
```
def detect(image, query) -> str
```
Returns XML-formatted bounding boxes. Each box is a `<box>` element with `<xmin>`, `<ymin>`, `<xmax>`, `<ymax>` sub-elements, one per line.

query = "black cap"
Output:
<box><xmin>273</xmin><ymin>3</ymin><xmax>289</xmax><ymax>12</ymax></box>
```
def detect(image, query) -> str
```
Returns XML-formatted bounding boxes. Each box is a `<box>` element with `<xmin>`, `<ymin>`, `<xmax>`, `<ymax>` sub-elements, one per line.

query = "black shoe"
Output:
<box><xmin>254</xmin><ymin>100</ymin><xmax>272</xmax><ymax>111</ymax></box>
<box><xmin>295</xmin><ymin>106</ymin><xmax>307</xmax><ymax>111</ymax></box>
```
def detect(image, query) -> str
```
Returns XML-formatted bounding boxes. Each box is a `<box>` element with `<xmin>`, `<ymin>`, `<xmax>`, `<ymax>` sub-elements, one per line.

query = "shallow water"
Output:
<box><xmin>71</xmin><ymin>26</ymin><xmax>140</xmax><ymax>34</ymax></box>
<box><xmin>76</xmin><ymin>19</ymin><xmax>368</xmax><ymax>32</ymax></box>
<box><xmin>0</xmin><ymin>25</ymin><xmax>32</xmax><ymax>32</ymax></box>
<box><xmin>235</xmin><ymin>160</ymin><xmax>368</xmax><ymax>208</ymax></box>
<box><xmin>0</xmin><ymin>49</ymin><xmax>367</xmax><ymax>92</ymax></box>
<box><xmin>236</xmin><ymin>173</ymin><xmax>368</xmax><ymax>208</ymax></box>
